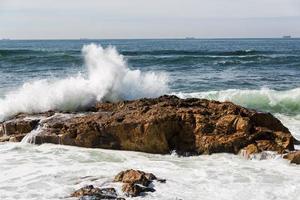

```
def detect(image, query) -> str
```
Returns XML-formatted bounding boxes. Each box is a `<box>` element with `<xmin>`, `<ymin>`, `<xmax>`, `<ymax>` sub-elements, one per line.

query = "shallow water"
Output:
<box><xmin>1</xmin><ymin>142</ymin><xmax>300</xmax><ymax>200</ymax></box>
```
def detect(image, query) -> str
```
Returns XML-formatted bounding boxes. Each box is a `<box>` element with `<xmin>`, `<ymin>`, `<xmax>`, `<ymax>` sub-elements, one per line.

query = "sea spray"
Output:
<box><xmin>0</xmin><ymin>44</ymin><xmax>168</xmax><ymax>121</ymax></box>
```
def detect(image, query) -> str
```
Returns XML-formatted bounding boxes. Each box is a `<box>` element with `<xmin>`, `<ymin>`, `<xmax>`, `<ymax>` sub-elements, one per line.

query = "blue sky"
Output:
<box><xmin>0</xmin><ymin>0</ymin><xmax>300</xmax><ymax>39</ymax></box>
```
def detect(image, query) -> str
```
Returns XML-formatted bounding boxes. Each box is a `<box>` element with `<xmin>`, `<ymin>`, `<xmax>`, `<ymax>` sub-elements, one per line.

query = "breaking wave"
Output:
<box><xmin>174</xmin><ymin>88</ymin><xmax>300</xmax><ymax>115</ymax></box>
<box><xmin>0</xmin><ymin>44</ymin><xmax>168</xmax><ymax>121</ymax></box>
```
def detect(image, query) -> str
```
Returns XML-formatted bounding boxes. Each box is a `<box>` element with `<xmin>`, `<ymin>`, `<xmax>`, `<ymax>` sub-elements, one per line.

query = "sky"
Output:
<box><xmin>0</xmin><ymin>0</ymin><xmax>300</xmax><ymax>39</ymax></box>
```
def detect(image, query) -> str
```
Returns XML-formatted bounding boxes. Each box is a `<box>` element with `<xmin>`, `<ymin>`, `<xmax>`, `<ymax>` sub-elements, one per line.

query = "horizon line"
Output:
<box><xmin>1</xmin><ymin>36</ymin><xmax>299</xmax><ymax>41</ymax></box>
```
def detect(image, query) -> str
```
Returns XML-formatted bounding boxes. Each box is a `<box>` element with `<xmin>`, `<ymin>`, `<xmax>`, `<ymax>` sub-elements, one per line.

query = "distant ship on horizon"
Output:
<box><xmin>185</xmin><ymin>37</ymin><xmax>196</xmax><ymax>40</ymax></box>
<box><xmin>282</xmin><ymin>35</ymin><xmax>292</xmax><ymax>39</ymax></box>
<box><xmin>79</xmin><ymin>38</ymin><xmax>91</xmax><ymax>40</ymax></box>
<box><xmin>1</xmin><ymin>38</ymin><xmax>10</xmax><ymax>41</ymax></box>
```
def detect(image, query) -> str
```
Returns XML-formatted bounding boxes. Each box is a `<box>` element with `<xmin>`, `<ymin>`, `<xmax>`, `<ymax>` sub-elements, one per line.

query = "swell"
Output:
<box><xmin>174</xmin><ymin>88</ymin><xmax>300</xmax><ymax>115</ymax></box>
<box><xmin>122</xmin><ymin>49</ymin><xmax>300</xmax><ymax>56</ymax></box>
<box><xmin>0</xmin><ymin>49</ymin><xmax>80</xmax><ymax>56</ymax></box>
<box><xmin>122</xmin><ymin>49</ymin><xmax>272</xmax><ymax>56</ymax></box>
<box><xmin>128</xmin><ymin>55</ymin><xmax>300</xmax><ymax>67</ymax></box>
<box><xmin>1</xmin><ymin>49</ymin><xmax>299</xmax><ymax>67</ymax></box>
<box><xmin>2</xmin><ymin>49</ymin><xmax>297</xmax><ymax>57</ymax></box>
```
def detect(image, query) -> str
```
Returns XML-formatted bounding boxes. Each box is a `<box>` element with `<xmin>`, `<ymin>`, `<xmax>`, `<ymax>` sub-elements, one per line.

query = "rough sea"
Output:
<box><xmin>1</xmin><ymin>39</ymin><xmax>300</xmax><ymax>200</ymax></box>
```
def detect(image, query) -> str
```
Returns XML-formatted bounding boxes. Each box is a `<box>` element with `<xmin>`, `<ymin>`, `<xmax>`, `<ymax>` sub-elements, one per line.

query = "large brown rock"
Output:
<box><xmin>0</xmin><ymin>95</ymin><xmax>295</xmax><ymax>155</ymax></box>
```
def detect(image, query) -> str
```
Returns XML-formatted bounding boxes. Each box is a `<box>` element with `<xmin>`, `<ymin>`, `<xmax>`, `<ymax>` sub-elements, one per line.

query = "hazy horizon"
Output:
<box><xmin>1</xmin><ymin>37</ymin><xmax>300</xmax><ymax>41</ymax></box>
<box><xmin>1</xmin><ymin>0</ymin><xmax>300</xmax><ymax>39</ymax></box>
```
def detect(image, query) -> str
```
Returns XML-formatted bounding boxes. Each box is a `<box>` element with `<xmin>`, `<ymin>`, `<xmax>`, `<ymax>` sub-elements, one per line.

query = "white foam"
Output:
<box><xmin>275</xmin><ymin>113</ymin><xmax>300</xmax><ymax>140</ymax></box>
<box><xmin>21</xmin><ymin>125</ymin><xmax>43</xmax><ymax>144</ymax></box>
<box><xmin>0</xmin><ymin>44</ymin><xmax>168</xmax><ymax>121</ymax></box>
<box><xmin>0</xmin><ymin>143</ymin><xmax>299</xmax><ymax>200</ymax></box>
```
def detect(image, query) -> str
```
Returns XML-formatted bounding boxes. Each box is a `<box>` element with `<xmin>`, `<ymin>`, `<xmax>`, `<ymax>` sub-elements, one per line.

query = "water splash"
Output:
<box><xmin>0</xmin><ymin>44</ymin><xmax>169</xmax><ymax>121</ymax></box>
<box><xmin>21</xmin><ymin>125</ymin><xmax>43</xmax><ymax>144</ymax></box>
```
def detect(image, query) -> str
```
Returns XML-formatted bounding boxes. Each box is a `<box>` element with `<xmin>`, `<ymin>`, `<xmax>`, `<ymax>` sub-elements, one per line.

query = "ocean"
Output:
<box><xmin>1</xmin><ymin>39</ymin><xmax>300</xmax><ymax>200</ymax></box>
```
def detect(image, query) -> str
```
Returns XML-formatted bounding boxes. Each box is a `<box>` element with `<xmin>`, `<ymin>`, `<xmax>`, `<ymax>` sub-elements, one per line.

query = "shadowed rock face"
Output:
<box><xmin>0</xmin><ymin>95</ymin><xmax>295</xmax><ymax>155</ymax></box>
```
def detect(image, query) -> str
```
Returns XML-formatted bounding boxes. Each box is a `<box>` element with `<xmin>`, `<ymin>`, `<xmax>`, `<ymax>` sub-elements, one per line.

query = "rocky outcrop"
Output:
<box><xmin>70</xmin><ymin>185</ymin><xmax>125</xmax><ymax>200</ymax></box>
<box><xmin>0</xmin><ymin>95</ymin><xmax>295</xmax><ymax>156</ymax></box>
<box><xmin>114</xmin><ymin>169</ymin><xmax>165</xmax><ymax>197</ymax></box>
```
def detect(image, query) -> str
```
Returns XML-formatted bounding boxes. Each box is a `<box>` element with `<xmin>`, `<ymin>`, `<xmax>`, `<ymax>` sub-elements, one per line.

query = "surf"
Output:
<box><xmin>0</xmin><ymin>44</ymin><xmax>168</xmax><ymax>121</ymax></box>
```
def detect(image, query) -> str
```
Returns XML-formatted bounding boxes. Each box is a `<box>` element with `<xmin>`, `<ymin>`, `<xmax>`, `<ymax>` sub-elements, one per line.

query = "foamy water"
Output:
<box><xmin>1</xmin><ymin>142</ymin><xmax>300</xmax><ymax>200</ymax></box>
<box><xmin>1</xmin><ymin>112</ymin><xmax>300</xmax><ymax>200</ymax></box>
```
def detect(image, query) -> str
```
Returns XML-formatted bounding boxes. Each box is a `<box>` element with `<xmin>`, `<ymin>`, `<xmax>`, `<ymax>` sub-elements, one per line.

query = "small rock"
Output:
<box><xmin>114</xmin><ymin>169</ymin><xmax>153</xmax><ymax>186</ymax></box>
<box><xmin>122</xmin><ymin>183</ymin><xmax>155</xmax><ymax>197</ymax></box>
<box><xmin>114</xmin><ymin>169</ymin><xmax>165</xmax><ymax>197</ymax></box>
<box><xmin>71</xmin><ymin>185</ymin><xmax>124</xmax><ymax>200</ymax></box>
<box><xmin>283</xmin><ymin>151</ymin><xmax>300</xmax><ymax>164</ymax></box>
<box><xmin>240</xmin><ymin>144</ymin><xmax>259</xmax><ymax>158</ymax></box>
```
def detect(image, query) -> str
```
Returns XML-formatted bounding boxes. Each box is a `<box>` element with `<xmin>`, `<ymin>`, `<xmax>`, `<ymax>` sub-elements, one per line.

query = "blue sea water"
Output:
<box><xmin>1</xmin><ymin>39</ymin><xmax>300</xmax><ymax>123</ymax></box>
<box><xmin>1</xmin><ymin>39</ymin><xmax>300</xmax><ymax>94</ymax></box>
<box><xmin>1</xmin><ymin>39</ymin><xmax>300</xmax><ymax>200</ymax></box>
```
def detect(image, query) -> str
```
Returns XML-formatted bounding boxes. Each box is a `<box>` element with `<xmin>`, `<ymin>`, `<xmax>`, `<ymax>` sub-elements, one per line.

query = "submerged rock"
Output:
<box><xmin>71</xmin><ymin>185</ymin><xmax>125</xmax><ymax>200</ymax></box>
<box><xmin>0</xmin><ymin>95</ymin><xmax>295</xmax><ymax>156</ymax></box>
<box><xmin>114</xmin><ymin>169</ymin><xmax>165</xmax><ymax>197</ymax></box>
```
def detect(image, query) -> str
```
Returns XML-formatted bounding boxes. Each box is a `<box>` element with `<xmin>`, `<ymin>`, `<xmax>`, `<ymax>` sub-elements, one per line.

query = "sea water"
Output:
<box><xmin>0</xmin><ymin>39</ymin><xmax>300</xmax><ymax>200</ymax></box>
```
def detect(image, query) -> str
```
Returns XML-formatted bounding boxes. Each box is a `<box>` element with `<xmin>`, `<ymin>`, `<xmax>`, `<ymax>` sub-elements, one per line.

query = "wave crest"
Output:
<box><xmin>0</xmin><ymin>44</ymin><xmax>168</xmax><ymax>121</ymax></box>
<box><xmin>174</xmin><ymin>88</ymin><xmax>300</xmax><ymax>115</ymax></box>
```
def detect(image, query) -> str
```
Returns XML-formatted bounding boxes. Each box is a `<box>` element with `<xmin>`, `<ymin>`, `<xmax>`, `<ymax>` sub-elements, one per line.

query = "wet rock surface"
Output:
<box><xmin>71</xmin><ymin>170</ymin><xmax>164</xmax><ymax>199</ymax></box>
<box><xmin>284</xmin><ymin>151</ymin><xmax>300</xmax><ymax>164</ymax></box>
<box><xmin>0</xmin><ymin>118</ymin><xmax>39</xmax><ymax>136</ymax></box>
<box><xmin>70</xmin><ymin>185</ymin><xmax>125</xmax><ymax>200</ymax></box>
<box><xmin>0</xmin><ymin>95</ymin><xmax>295</xmax><ymax>156</ymax></box>
<box><xmin>114</xmin><ymin>169</ymin><xmax>165</xmax><ymax>197</ymax></box>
